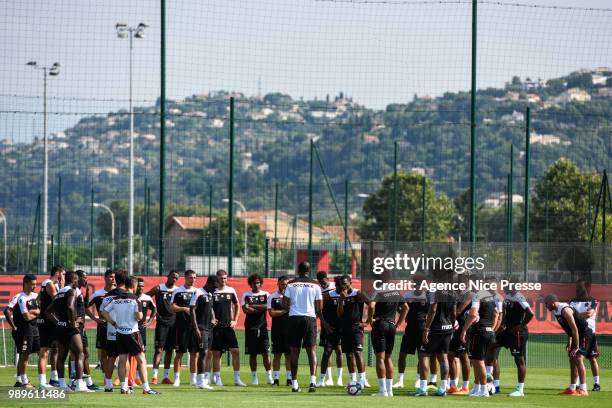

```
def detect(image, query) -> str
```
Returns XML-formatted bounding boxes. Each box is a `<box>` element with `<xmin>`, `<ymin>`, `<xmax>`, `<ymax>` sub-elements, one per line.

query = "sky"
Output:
<box><xmin>1</xmin><ymin>0</ymin><xmax>612</xmax><ymax>140</ymax></box>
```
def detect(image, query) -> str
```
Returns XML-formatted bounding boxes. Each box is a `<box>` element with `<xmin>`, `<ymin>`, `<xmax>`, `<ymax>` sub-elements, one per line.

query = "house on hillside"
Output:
<box><xmin>165</xmin><ymin>216</ymin><xmax>215</xmax><ymax>268</ymax></box>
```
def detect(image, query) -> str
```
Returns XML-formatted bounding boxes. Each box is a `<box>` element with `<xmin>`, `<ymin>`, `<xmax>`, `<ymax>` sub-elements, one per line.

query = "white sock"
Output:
<box><xmin>579</xmin><ymin>383</ymin><xmax>587</xmax><ymax>391</ymax></box>
<box><xmin>350</xmin><ymin>372</ymin><xmax>357</xmax><ymax>383</ymax></box>
<box><xmin>420</xmin><ymin>379</ymin><xmax>427</xmax><ymax>389</ymax></box>
<box><xmin>234</xmin><ymin>371</ymin><xmax>241</xmax><ymax>381</ymax></box>
<box><xmin>174</xmin><ymin>372</ymin><xmax>180</xmax><ymax>382</ymax></box>
<box><xmin>429</xmin><ymin>374</ymin><xmax>437</xmax><ymax>383</ymax></box>
<box><xmin>450</xmin><ymin>379</ymin><xmax>456</xmax><ymax>387</ymax></box>
<box><xmin>486</xmin><ymin>366</ymin><xmax>493</xmax><ymax>375</ymax></box>
<box><xmin>319</xmin><ymin>373</ymin><xmax>326</xmax><ymax>382</ymax></box>
<box><xmin>359</xmin><ymin>372</ymin><xmax>366</xmax><ymax>380</ymax></box>
<box><xmin>152</xmin><ymin>368</ymin><xmax>158</xmax><ymax>378</ymax></box>
<box><xmin>59</xmin><ymin>378</ymin><xmax>67</xmax><ymax>388</ymax></box>
<box><xmin>594</xmin><ymin>376</ymin><xmax>600</xmax><ymax>385</ymax></box>
<box><xmin>204</xmin><ymin>372</ymin><xmax>210</xmax><ymax>381</ymax></box>
<box><xmin>398</xmin><ymin>373</ymin><xmax>404</xmax><ymax>382</ymax></box>
<box><xmin>517</xmin><ymin>382</ymin><xmax>524</xmax><ymax>392</ymax></box>
<box><xmin>122</xmin><ymin>379</ymin><xmax>129</xmax><ymax>391</ymax></box>
<box><xmin>163</xmin><ymin>368</ymin><xmax>170</xmax><ymax>379</ymax></box>
<box><xmin>39</xmin><ymin>374</ymin><xmax>47</xmax><ymax>385</ymax></box>
<box><xmin>213</xmin><ymin>371</ymin><xmax>221</xmax><ymax>383</ymax></box>
<box><xmin>476</xmin><ymin>384</ymin><xmax>483</xmax><ymax>393</ymax></box>
<box><xmin>19</xmin><ymin>375</ymin><xmax>26</xmax><ymax>384</ymax></box>
<box><xmin>337</xmin><ymin>367</ymin><xmax>343</xmax><ymax>380</ymax></box>
<box><xmin>292</xmin><ymin>379</ymin><xmax>299</xmax><ymax>390</ymax></box>
<box><xmin>75</xmin><ymin>379</ymin><xmax>83</xmax><ymax>390</ymax></box>
<box><xmin>386</xmin><ymin>379</ymin><xmax>393</xmax><ymax>393</ymax></box>
<box><xmin>266</xmin><ymin>370</ymin><xmax>272</xmax><ymax>380</ymax></box>
<box><xmin>252</xmin><ymin>372</ymin><xmax>258</xmax><ymax>382</ymax></box>
<box><xmin>143</xmin><ymin>382</ymin><xmax>150</xmax><ymax>391</ymax></box>
<box><xmin>286</xmin><ymin>371</ymin><xmax>292</xmax><ymax>380</ymax></box>
<box><xmin>441</xmin><ymin>379</ymin><xmax>447</xmax><ymax>390</ymax></box>
<box><xmin>51</xmin><ymin>370</ymin><xmax>59</xmax><ymax>381</ymax></box>
<box><xmin>273</xmin><ymin>371</ymin><xmax>280</xmax><ymax>380</ymax></box>
<box><xmin>494</xmin><ymin>379</ymin><xmax>500</xmax><ymax>387</ymax></box>
<box><xmin>84</xmin><ymin>375</ymin><xmax>93</xmax><ymax>386</ymax></box>
<box><xmin>104</xmin><ymin>378</ymin><xmax>112</xmax><ymax>388</ymax></box>
<box><xmin>191</xmin><ymin>373</ymin><xmax>197</xmax><ymax>384</ymax></box>
<box><xmin>569</xmin><ymin>383</ymin><xmax>577</xmax><ymax>390</ymax></box>
<box><xmin>378</xmin><ymin>378</ymin><xmax>387</xmax><ymax>393</ymax></box>
<box><xmin>327</xmin><ymin>367</ymin><xmax>332</xmax><ymax>380</ymax></box>
<box><xmin>310</xmin><ymin>375</ymin><xmax>316</xmax><ymax>385</ymax></box>
<box><xmin>463</xmin><ymin>380</ymin><xmax>469</xmax><ymax>389</ymax></box>
<box><xmin>197</xmin><ymin>373</ymin><xmax>204</xmax><ymax>385</ymax></box>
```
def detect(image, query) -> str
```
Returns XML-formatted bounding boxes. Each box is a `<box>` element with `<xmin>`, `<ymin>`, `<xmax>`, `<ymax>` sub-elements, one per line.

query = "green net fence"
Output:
<box><xmin>0</xmin><ymin>0</ymin><xmax>612</xmax><ymax>276</ymax></box>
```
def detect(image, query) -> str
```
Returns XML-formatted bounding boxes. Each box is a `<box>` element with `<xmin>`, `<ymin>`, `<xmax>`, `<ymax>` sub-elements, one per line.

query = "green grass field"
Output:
<box><xmin>0</xmin><ymin>366</ymin><xmax>609</xmax><ymax>408</ymax></box>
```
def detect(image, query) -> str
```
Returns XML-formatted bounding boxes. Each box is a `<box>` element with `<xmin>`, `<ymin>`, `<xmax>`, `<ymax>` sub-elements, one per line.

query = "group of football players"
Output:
<box><xmin>3</xmin><ymin>263</ymin><xmax>602</xmax><ymax>398</ymax></box>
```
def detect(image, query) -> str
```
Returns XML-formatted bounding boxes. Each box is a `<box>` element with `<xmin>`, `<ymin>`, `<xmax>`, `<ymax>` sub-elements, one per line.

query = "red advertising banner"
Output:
<box><xmin>1</xmin><ymin>275</ymin><xmax>610</xmax><ymax>334</ymax></box>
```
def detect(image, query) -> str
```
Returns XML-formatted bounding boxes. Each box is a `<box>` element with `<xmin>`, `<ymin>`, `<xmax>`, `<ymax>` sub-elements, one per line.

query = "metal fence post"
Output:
<box><xmin>264</xmin><ymin>238</ymin><xmax>269</xmax><ymax>277</ymax></box>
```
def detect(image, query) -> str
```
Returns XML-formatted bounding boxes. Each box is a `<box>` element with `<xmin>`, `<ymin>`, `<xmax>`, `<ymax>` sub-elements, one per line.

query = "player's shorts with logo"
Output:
<box><xmin>95</xmin><ymin>323</ymin><xmax>107</xmax><ymax>349</ymax></box>
<box><xmin>400</xmin><ymin>325</ymin><xmax>424</xmax><ymax>355</ymax></box>
<box><xmin>420</xmin><ymin>332</ymin><xmax>452</xmax><ymax>354</ymax></box>
<box><xmin>211</xmin><ymin>326</ymin><xmax>239</xmax><ymax>352</ymax></box>
<box><xmin>319</xmin><ymin>326</ymin><xmax>342</xmax><ymax>348</ymax></box>
<box><xmin>245</xmin><ymin>328</ymin><xmax>270</xmax><ymax>355</ymax></box>
<box><xmin>38</xmin><ymin>320</ymin><xmax>56</xmax><ymax>348</ymax></box>
<box><xmin>496</xmin><ymin>328</ymin><xmax>528</xmax><ymax>357</ymax></box>
<box><xmin>193</xmin><ymin>327</ymin><xmax>212</xmax><ymax>352</ymax></box>
<box><xmin>174</xmin><ymin>325</ymin><xmax>200</xmax><ymax>353</ymax></box>
<box><xmin>468</xmin><ymin>327</ymin><xmax>495</xmax><ymax>361</ymax></box>
<box><xmin>16</xmin><ymin>330</ymin><xmax>40</xmax><ymax>354</ymax></box>
<box><xmin>341</xmin><ymin>326</ymin><xmax>364</xmax><ymax>354</ymax></box>
<box><xmin>106</xmin><ymin>339</ymin><xmax>118</xmax><ymax>358</ymax></box>
<box><xmin>288</xmin><ymin>316</ymin><xmax>317</xmax><ymax>348</ymax></box>
<box><xmin>449</xmin><ymin>324</ymin><xmax>467</xmax><ymax>353</ymax></box>
<box><xmin>54</xmin><ymin>323</ymin><xmax>80</xmax><ymax>344</ymax></box>
<box><xmin>371</xmin><ymin>319</ymin><xmax>396</xmax><ymax>354</ymax></box>
<box><xmin>154</xmin><ymin>322</ymin><xmax>175</xmax><ymax>352</ymax></box>
<box><xmin>571</xmin><ymin>331</ymin><xmax>597</xmax><ymax>358</ymax></box>
<box><xmin>117</xmin><ymin>332</ymin><xmax>145</xmax><ymax>356</ymax></box>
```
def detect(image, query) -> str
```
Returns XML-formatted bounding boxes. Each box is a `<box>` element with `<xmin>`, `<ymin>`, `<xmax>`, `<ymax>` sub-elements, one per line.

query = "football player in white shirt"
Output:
<box><xmin>101</xmin><ymin>276</ymin><xmax>159</xmax><ymax>395</ymax></box>
<box><xmin>282</xmin><ymin>262</ymin><xmax>323</xmax><ymax>393</ymax></box>
<box><xmin>571</xmin><ymin>279</ymin><xmax>601</xmax><ymax>392</ymax></box>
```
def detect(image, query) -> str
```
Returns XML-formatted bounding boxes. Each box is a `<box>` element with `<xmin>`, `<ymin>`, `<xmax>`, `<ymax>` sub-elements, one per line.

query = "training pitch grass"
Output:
<box><xmin>0</xmin><ymin>366</ymin><xmax>609</xmax><ymax>407</ymax></box>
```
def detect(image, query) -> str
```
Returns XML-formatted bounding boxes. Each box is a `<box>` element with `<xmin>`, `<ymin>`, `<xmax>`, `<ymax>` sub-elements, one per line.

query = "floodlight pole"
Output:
<box><xmin>117</xmin><ymin>23</ymin><xmax>147</xmax><ymax>275</ymax></box>
<box><xmin>27</xmin><ymin>61</ymin><xmax>60</xmax><ymax>274</ymax></box>
<box><xmin>0</xmin><ymin>209</ymin><xmax>6</xmax><ymax>272</ymax></box>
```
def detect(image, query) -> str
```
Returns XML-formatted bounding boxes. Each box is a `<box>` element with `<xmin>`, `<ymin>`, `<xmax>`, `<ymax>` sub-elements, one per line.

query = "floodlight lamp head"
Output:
<box><xmin>26</xmin><ymin>61</ymin><xmax>37</xmax><ymax>67</ymax></box>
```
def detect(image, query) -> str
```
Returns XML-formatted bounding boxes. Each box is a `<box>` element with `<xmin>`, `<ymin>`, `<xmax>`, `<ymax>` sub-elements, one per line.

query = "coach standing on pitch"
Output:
<box><xmin>282</xmin><ymin>262</ymin><xmax>323</xmax><ymax>393</ymax></box>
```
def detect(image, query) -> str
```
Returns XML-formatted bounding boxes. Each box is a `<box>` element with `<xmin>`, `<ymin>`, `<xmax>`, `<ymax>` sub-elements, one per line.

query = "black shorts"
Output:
<box><xmin>341</xmin><ymin>326</ymin><xmax>364</xmax><ymax>354</ymax></box>
<box><xmin>245</xmin><ymin>328</ymin><xmax>270</xmax><ymax>355</ymax></box>
<box><xmin>371</xmin><ymin>320</ymin><xmax>396</xmax><ymax>354</ymax></box>
<box><xmin>79</xmin><ymin>325</ymin><xmax>88</xmax><ymax>349</ymax></box>
<box><xmin>174</xmin><ymin>326</ymin><xmax>200</xmax><ymax>354</ymax></box>
<box><xmin>420</xmin><ymin>332</ymin><xmax>452</xmax><ymax>354</ymax></box>
<box><xmin>468</xmin><ymin>328</ymin><xmax>495</xmax><ymax>361</ymax></box>
<box><xmin>400</xmin><ymin>325</ymin><xmax>424</xmax><ymax>355</ymax></box>
<box><xmin>54</xmin><ymin>324</ymin><xmax>80</xmax><ymax>344</ymax></box>
<box><xmin>16</xmin><ymin>331</ymin><xmax>40</xmax><ymax>354</ymax></box>
<box><xmin>195</xmin><ymin>327</ymin><xmax>212</xmax><ymax>352</ymax></box>
<box><xmin>38</xmin><ymin>322</ymin><xmax>56</xmax><ymax>348</ymax></box>
<box><xmin>449</xmin><ymin>328</ymin><xmax>467</xmax><ymax>354</ymax></box>
<box><xmin>11</xmin><ymin>330</ymin><xmax>19</xmax><ymax>349</ymax></box>
<box><xmin>287</xmin><ymin>316</ymin><xmax>317</xmax><ymax>349</ymax></box>
<box><xmin>576</xmin><ymin>331</ymin><xmax>597</xmax><ymax>358</ymax></box>
<box><xmin>496</xmin><ymin>328</ymin><xmax>528</xmax><ymax>357</ymax></box>
<box><xmin>106</xmin><ymin>339</ymin><xmax>118</xmax><ymax>358</ymax></box>
<box><xmin>589</xmin><ymin>335</ymin><xmax>600</xmax><ymax>358</ymax></box>
<box><xmin>139</xmin><ymin>326</ymin><xmax>147</xmax><ymax>348</ymax></box>
<box><xmin>116</xmin><ymin>332</ymin><xmax>144</xmax><ymax>356</ymax></box>
<box><xmin>271</xmin><ymin>323</ymin><xmax>290</xmax><ymax>354</ymax></box>
<box><xmin>319</xmin><ymin>327</ymin><xmax>342</xmax><ymax>348</ymax></box>
<box><xmin>96</xmin><ymin>323</ymin><xmax>107</xmax><ymax>350</ymax></box>
<box><xmin>211</xmin><ymin>326</ymin><xmax>239</xmax><ymax>352</ymax></box>
<box><xmin>154</xmin><ymin>322</ymin><xmax>175</xmax><ymax>352</ymax></box>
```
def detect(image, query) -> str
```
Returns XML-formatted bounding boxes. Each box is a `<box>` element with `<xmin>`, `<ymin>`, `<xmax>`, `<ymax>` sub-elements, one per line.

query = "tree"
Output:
<box><xmin>357</xmin><ymin>171</ymin><xmax>455</xmax><ymax>241</ymax></box>
<box><xmin>531</xmin><ymin>158</ymin><xmax>602</xmax><ymax>242</ymax></box>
